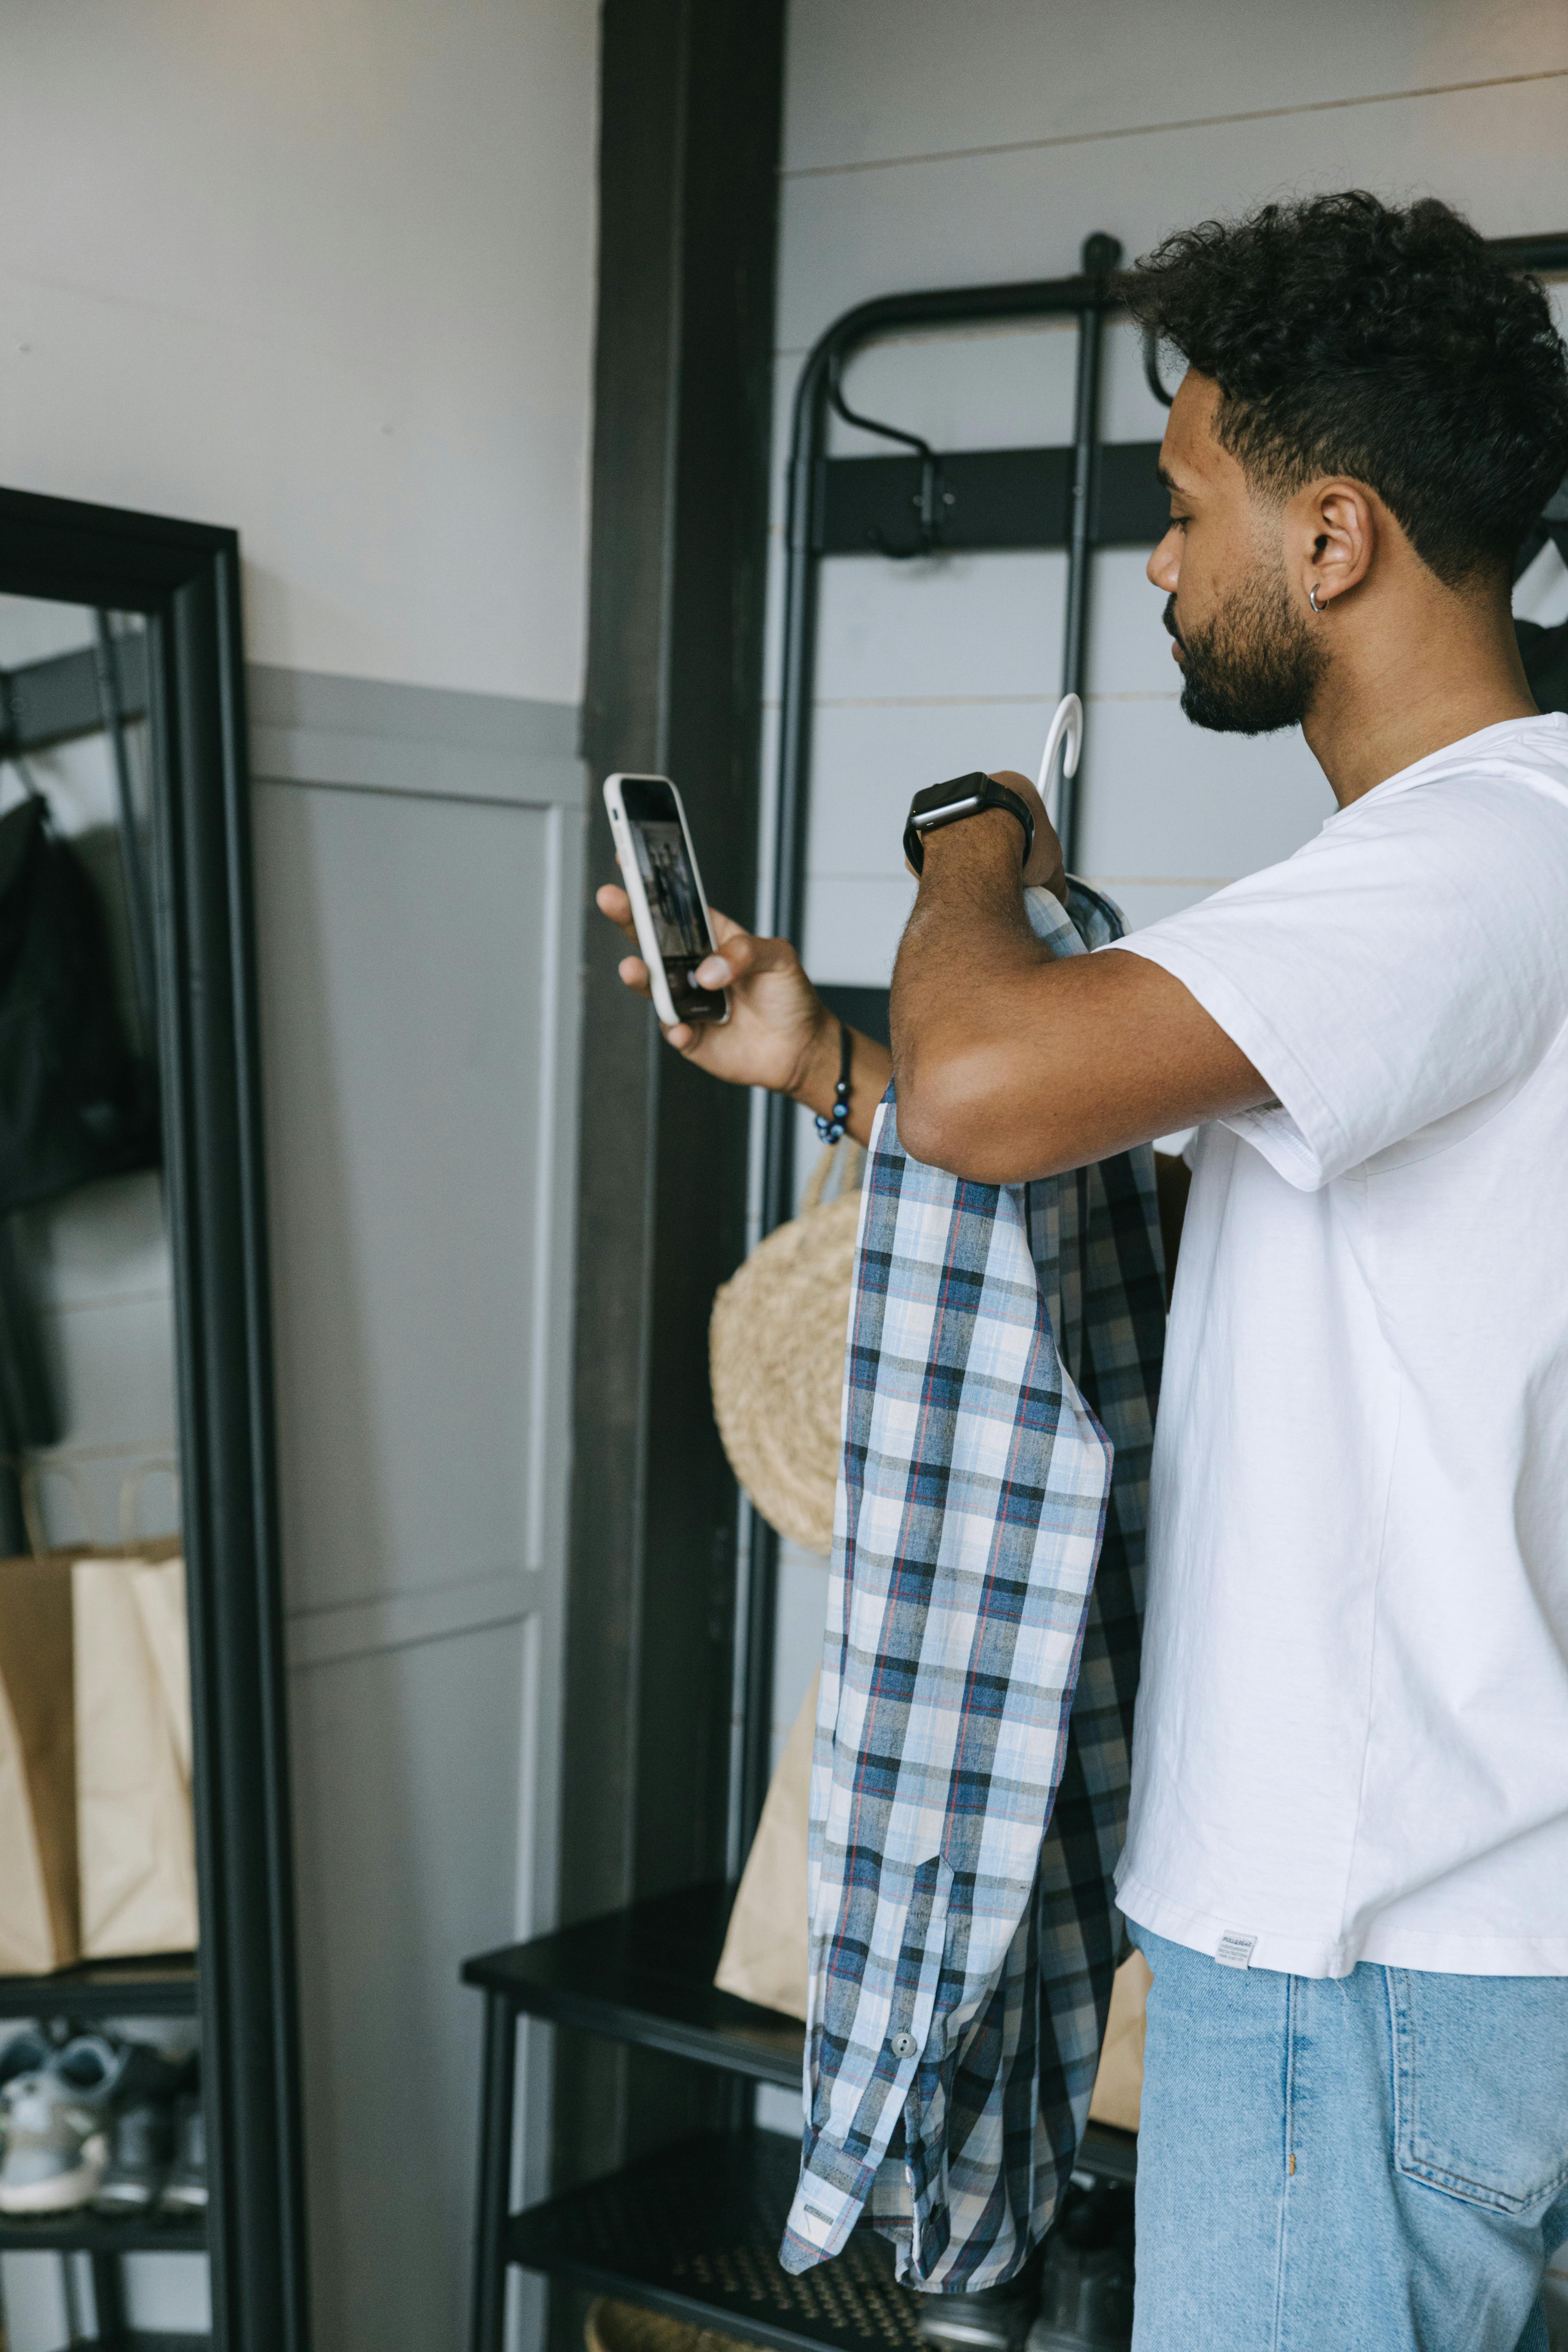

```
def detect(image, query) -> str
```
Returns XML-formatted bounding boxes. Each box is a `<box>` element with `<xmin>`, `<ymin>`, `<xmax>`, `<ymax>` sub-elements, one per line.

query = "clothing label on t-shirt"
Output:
<box><xmin>1214</xmin><ymin>1932</ymin><xmax>1257</xmax><ymax>1969</ymax></box>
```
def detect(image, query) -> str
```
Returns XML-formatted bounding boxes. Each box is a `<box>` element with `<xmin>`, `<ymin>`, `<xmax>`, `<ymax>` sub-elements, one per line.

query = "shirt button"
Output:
<box><xmin>890</xmin><ymin>2032</ymin><xmax>917</xmax><ymax>2059</ymax></box>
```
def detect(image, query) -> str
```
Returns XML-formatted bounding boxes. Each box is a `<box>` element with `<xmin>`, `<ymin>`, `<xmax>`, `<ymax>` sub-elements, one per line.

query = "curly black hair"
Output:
<box><xmin>1122</xmin><ymin>192</ymin><xmax>1568</xmax><ymax>587</ymax></box>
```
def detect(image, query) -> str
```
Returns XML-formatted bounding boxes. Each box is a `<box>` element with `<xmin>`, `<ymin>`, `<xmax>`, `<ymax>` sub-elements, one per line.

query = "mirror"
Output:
<box><xmin>0</xmin><ymin>593</ymin><xmax>201</xmax><ymax>2345</ymax></box>
<box><xmin>0</xmin><ymin>601</ymin><xmax>174</xmax><ymax>1557</ymax></box>
<box><xmin>0</xmin><ymin>491</ymin><xmax>308</xmax><ymax>2352</ymax></box>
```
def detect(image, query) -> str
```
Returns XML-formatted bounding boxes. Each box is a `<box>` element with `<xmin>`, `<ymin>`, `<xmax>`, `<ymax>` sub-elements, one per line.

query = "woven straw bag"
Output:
<box><xmin>709</xmin><ymin>1142</ymin><xmax>865</xmax><ymax>1556</ymax></box>
<box><xmin>586</xmin><ymin>2298</ymin><xmax>768</xmax><ymax>2352</ymax></box>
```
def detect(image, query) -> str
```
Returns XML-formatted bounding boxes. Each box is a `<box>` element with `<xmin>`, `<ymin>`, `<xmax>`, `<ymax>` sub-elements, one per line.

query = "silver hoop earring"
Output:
<box><xmin>1309</xmin><ymin>584</ymin><xmax>1326</xmax><ymax>614</ymax></box>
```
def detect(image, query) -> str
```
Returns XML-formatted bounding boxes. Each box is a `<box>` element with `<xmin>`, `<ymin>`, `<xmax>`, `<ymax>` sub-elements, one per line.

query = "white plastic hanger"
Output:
<box><xmin>1037</xmin><ymin>691</ymin><xmax>1082</xmax><ymax>831</ymax></box>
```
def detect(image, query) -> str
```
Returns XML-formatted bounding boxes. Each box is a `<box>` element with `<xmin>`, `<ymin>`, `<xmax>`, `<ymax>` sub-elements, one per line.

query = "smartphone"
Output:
<box><xmin>602</xmin><ymin>774</ymin><xmax>729</xmax><ymax>1027</ymax></box>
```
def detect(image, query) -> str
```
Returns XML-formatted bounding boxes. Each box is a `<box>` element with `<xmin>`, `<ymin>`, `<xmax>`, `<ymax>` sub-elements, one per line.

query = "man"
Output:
<box><xmin>600</xmin><ymin>193</ymin><xmax>1568</xmax><ymax>2349</ymax></box>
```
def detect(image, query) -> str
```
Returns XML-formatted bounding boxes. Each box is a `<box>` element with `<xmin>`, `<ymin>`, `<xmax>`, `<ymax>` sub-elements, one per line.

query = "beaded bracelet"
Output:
<box><xmin>814</xmin><ymin>1021</ymin><xmax>852</xmax><ymax>1144</ymax></box>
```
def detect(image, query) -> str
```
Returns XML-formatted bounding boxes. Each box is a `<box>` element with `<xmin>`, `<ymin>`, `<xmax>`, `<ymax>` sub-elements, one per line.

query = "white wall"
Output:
<box><xmin>760</xmin><ymin>0</ymin><xmax>1568</xmax><ymax>1780</ymax></box>
<box><xmin>0</xmin><ymin>0</ymin><xmax>597</xmax><ymax>700</ymax></box>
<box><xmin>0</xmin><ymin>10</ymin><xmax>601</xmax><ymax>2350</ymax></box>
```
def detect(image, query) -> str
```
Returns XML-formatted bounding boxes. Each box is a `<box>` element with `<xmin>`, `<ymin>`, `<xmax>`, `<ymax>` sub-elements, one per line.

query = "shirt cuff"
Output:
<box><xmin>780</xmin><ymin>2165</ymin><xmax>875</xmax><ymax>2271</ymax></box>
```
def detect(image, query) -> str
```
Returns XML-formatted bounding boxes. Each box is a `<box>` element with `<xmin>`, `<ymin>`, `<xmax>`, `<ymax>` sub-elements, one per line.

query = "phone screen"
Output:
<box><xmin>619</xmin><ymin>777</ymin><xmax>727</xmax><ymax>1022</ymax></box>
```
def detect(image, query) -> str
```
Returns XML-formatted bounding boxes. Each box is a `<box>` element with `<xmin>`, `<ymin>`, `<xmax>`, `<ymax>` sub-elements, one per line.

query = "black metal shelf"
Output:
<box><xmin>464</xmin><ymin>1883</ymin><xmax>801</xmax><ymax>2087</ymax></box>
<box><xmin>464</xmin><ymin>1883</ymin><xmax>1134</xmax><ymax>2183</ymax></box>
<box><xmin>466</xmin><ymin>1887</ymin><xmax>1134</xmax><ymax>2350</ymax></box>
<box><xmin>0</xmin><ymin>2213</ymin><xmax>205</xmax><ymax>2254</ymax></box>
<box><xmin>52</xmin><ymin>2336</ymin><xmax>209</xmax><ymax>2352</ymax></box>
<box><xmin>0</xmin><ymin>1955</ymin><xmax>197</xmax><ymax>2021</ymax></box>
<box><xmin>511</xmin><ymin>2129</ymin><xmax>922</xmax><ymax>2352</ymax></box>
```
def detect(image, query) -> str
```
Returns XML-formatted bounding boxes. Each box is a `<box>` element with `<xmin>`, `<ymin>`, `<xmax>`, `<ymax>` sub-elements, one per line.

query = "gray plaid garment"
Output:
<box><xmin>780</xmin><ymin>882</ymin><xmax>1165</xmax><ymax>2292</ymax></box>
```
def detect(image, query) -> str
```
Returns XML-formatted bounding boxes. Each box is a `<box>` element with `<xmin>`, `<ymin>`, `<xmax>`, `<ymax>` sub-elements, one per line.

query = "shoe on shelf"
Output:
<box><xmin>1026</xmin><ymin>2181</ymin><xmax>1135</xmax><ymax>2352</ymax></box>
<box><xmin>108</xmin><ymin>2035</ymin><xmax>192</xmax><ymax>2107</ymax></box>
<box><xmin>52</xmin><ymin>2032</ymin><xmax>131</xmax><ymax>2103</ymax></box>
<box><xmin>916</xmin><ymin>2242</ymin><xmax>1046</xmax><ymax>2352</ymax></box>
<box><xmin>93</xmin><ymin>2095</ymin><xmax>177</xmax><ymax>2218</ymax></box>
<box><xmin>0</xmin><ymin>2026</ymin><xmax>175</xmax><ymax>2217</ymax></box>
<box><xmin>158</xmin><ymin>2091</ymin><xmax>207</xmax><ymax>2219</ymax></box>
<box><xmin>0</xmin><ymin>2025</ymin><xmax>56</xmax><ymax>2094</ymax></box>
<box><xmin>0</xmin><ymin>2071</ymin><xmax>110</xmax><ymax>2214</ymax></box>
<box><xmin>0</xmin><ymin>2024</ymin><xmax>57</xmax><ymax>2161</ymax></box>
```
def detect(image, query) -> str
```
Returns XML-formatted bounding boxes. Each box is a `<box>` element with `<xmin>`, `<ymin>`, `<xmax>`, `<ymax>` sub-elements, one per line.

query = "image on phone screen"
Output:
<box><xmin>619</xmin><ymin>779</ymin><xmax>727</xmax><ymax>1022</ymax></box>
<box><xmin>631</xmin><ymin>821</ymin><xmax>707</xmax><ymax>959</ymax></box>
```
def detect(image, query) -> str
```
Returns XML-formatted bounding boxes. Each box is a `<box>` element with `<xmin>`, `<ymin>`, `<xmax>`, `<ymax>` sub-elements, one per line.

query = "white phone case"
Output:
<box><xmin>602</xmin><ymin>774</ymin><xmax>727</xmax><ymax>1028</ymax></box>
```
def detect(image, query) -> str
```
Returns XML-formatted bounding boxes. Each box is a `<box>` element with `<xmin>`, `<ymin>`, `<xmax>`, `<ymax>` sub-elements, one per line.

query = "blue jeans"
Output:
<box><xmin>1128</xmin><ymin>1923</ymin><xmax>1568</xmax><ymax>2351</ymax></box>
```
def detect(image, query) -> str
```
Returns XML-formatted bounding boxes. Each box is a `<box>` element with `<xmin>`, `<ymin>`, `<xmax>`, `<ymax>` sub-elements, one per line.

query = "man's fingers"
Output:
<box><xmin>617</xmin><ymin>954</ymin><xmax>653</xmax><ymax>1001</ymax></box>
<box><xmin>696</xmin><ymin>934</ymin><xmax>751</xmax><ymax>988</ymax></box>
<box><xmin>694</xmin><ymin>927</ymin><xmax>797</xmax><ymax>990</ymax></box>
<box><xmin>695</xmin><ymin>938</ymin><xmax>742</xmax><ymax>988</ymax></box>
<box><xmin>596</xmin><ymin>882</ymin><xmax>642</xmax><ymax>947</ymax></box>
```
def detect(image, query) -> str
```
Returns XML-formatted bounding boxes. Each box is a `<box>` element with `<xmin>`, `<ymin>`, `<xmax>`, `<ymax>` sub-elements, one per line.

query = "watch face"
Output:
<box><xmin>911</xmin><ymin>771</ymin><xmax>988</xmax><ymax>823</ymax></box>
<box><xmin>906</xmin><ymin>772</ymin><xmax>1033</xmax><ymax>868</ymax></box>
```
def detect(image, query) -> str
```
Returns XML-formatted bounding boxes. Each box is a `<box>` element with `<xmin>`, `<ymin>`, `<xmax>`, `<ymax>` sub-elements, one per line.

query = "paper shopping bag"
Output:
<box><xmin>73</xmin><ymin>1553</ymin><xmax>197</xmax><ymax>1958</ymax></box>
<box><xmin>0</xmin><ymin>1554</ymin><xmax>79</xmax><ymax>1973</ymax></box>
<box><xmin>714</xmin><ymin>1668</ymin><xmax>816</xmax><ymax>2020</ymax></box>
<box><xmin>1087</xmin><ymin>1947</ymin><xmax>1152</xmax><ymax>2133</ymax></box>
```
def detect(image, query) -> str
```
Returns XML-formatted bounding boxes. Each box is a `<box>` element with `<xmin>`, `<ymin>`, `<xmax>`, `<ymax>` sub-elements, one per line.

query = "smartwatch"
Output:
<box><xmin>903</xmin><ymin>772</ymin><xmax>1035</xmax><ymax>876</ymax></box>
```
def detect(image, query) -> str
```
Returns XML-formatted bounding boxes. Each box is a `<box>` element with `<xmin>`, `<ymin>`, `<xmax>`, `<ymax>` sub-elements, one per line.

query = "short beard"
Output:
<box><xmin>1165</xmin><ymin>562</ymin><xmax>1326</xmax><ymax>735</ymax></box>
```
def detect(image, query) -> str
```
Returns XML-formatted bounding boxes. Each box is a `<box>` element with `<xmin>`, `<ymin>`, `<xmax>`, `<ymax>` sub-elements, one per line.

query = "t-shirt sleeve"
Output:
<box><xmin>1113</xmin><ymin>771</ymin><xmax>1568</xmax><ymax>1189</ymax></box>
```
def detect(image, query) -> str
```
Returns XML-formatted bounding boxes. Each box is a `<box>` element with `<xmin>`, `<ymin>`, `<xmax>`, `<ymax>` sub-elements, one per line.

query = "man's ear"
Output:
<box><xmin>1289</xmin><ymin>478</ymin><xmax>1374</xmax><ymax>615</ymax></box>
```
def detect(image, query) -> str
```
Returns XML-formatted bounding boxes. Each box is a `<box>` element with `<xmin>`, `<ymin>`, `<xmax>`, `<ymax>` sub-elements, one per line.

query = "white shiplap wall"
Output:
<box><xmin>0</xmin><ymin>7</ymin><xmax>600</xmax><ymax>2345</ymax></box>
<box><xmin>0</xmin><ymin>0</ymin><xmax>598</xmax><ymax>704</ymax></box>
<box><xmin>760</xmin><ymin>1</ymin><xmax>1568</xmax><ymax>1768</ymax></box>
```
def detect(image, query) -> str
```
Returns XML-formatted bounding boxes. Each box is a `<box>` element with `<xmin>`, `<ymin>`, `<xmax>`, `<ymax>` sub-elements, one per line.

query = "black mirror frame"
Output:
<box><xmin>0</xmin><ymin>484</ymin><xmax>309</xmax><ymax>2352</ymax></box>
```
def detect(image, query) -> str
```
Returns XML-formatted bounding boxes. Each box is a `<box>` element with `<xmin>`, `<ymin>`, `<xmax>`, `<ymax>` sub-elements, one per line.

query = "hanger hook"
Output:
<box><xmin>1037</xmin><ymin>693</ymin><xmax>1083</xmax><ymax>821</ymax></box>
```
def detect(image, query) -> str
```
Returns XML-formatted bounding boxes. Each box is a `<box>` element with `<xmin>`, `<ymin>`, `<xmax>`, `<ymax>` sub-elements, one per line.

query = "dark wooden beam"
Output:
<box><xmin>553</xmin><ymin>0</ymin><xmax>785</xmax><ymax>2258</ymax></box>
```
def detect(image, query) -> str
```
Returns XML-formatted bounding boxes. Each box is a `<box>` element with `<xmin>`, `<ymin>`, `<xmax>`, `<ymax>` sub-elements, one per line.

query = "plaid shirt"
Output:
<box><xmin>780</xmin><ymin>884</ymin><xmax>1165</xmax><ymax>2292</ymax></box>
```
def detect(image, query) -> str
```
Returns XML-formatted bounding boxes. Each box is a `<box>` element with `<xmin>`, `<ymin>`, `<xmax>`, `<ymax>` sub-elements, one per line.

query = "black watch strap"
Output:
<box><xmin>903</xmin><ymin>772</ymin><xmax>1035</xmax><ymax>876</ymax></box>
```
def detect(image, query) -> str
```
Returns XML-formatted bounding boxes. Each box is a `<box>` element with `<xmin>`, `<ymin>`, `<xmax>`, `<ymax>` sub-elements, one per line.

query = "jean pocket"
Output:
<box><xmin>1389</xmin><ymin>1968</ymin><xmax>1568</xmax><ymax>2216</ymax></box>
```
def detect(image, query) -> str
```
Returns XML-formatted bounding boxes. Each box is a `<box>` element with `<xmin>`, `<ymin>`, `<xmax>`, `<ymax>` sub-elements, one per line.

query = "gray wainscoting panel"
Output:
<box><xmin>288</xmin><ymin>1617</ymin><xmax>535</xmax><ymax>2352</ymax></box>
<box><xmin>254</xmin><ymin>784</ymin><xmax>553</xmax><ymax>1617</ymax></box>
<box><xmin>250</xmin><ymin>663</ymin><xmax>583</xmax><ymax>808</ymax></box>
<box><xmin>250</xmin><ymin>668</ymin><xmax>583</xmax><ymax>2352</ymax></box>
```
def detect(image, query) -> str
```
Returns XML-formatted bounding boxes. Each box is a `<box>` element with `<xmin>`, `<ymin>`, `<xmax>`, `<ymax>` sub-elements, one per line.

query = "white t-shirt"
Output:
<box><xmin>1113</xmin><ymin>711</ymin><xmax>1568</xmax><ymax>1978</ymax></box>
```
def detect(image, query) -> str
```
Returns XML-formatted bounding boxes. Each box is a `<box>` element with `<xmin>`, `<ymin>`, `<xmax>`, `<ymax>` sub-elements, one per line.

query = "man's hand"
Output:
<box><xmin>987</xmin><ymin>769</ymin><xmax>1068</xmax><ymax>900</ymax></box>
<box><xmin>595</xmin><ymin>883</ymin><xmax>892</xmax><ymax>1142</ymax></box>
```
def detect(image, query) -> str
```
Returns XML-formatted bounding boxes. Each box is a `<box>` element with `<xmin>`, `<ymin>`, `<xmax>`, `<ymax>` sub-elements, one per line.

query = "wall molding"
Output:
<box><xmin>247</xmin><ymin>662</ymin><xmax>584</xmax><ymax>810</ymax></box>
<box><xmin>285</xmin><ymin>1563</ymin><xmax>545</xmax><ymax>1672</ymax></box>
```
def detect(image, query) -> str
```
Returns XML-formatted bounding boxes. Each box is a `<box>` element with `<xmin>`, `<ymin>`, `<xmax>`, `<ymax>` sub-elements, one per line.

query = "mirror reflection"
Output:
<box><xmin>0</xmin><ymin>593</ymin><xmax>206</xmax><ymax>2343</ymax></box>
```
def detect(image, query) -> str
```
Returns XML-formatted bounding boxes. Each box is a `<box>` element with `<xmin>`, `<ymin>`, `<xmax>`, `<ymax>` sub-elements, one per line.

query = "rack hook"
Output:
<box><xmin>827</xmin><ymin>354</ymin><xmax>952</xmax><ymax>559</ymax></box>
<box><xmin>1142</xmin><ymin>328</ymin><xmax>1175</xmax><ymax>410</ymax></box>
